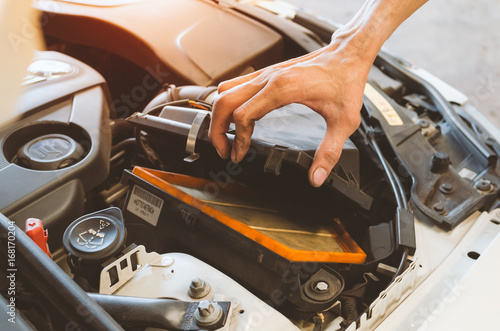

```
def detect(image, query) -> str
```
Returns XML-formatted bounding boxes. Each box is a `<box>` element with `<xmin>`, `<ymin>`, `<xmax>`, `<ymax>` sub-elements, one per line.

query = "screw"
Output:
<box><xmin>314</xmin><ymin>281</ymin><xmax>329</xmax><ymax>293</ymax></box>
<box><xmin>475</xmin><ymin>179</ymin><xmax>492</xmax><ymax>192</ymax></box>
<box><xmin>188</xmin><ymin>277</ymin><xmax>211</xmax><ymax>299</ymax></box>
<box><xmin>440</xmin><ymin>183</ymin><xmax>454</xmax><ymax>194</ymax></box>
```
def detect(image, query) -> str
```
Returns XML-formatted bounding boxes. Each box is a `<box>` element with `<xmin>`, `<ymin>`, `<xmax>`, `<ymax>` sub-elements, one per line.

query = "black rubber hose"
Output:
<box><xmin>340</xmin><ymin>296</ymin><xmax>358</xmax><ymax>326</ymax></box>
<box><xmin>111</xmin><ymin>137</ymin><xmax>136</xmax><ymax>156</ymax></box>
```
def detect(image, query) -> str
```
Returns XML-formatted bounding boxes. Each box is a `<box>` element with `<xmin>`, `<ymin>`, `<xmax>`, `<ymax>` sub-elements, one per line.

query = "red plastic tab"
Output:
<box><xmin>25</xmin><ymin>218</ymin><xmax>52</xmax><ymax>259</ymax></box>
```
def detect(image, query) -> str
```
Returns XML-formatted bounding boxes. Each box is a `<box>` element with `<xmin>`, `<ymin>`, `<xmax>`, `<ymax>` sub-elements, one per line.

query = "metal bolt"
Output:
<box><xmin>433</xmin><ymin>202</ymin><xmax>445</xmax><ymax>214</ymax></box>
<box><xmin>197</xmin><ymin>301</ymin><xmax>215</xmax><ymax>317</ymax></box>
<box><xmin>194</xmin><ymin>300</ymin><xmax>223</xmax><ymax>327</ymax></box>
<box><xmin>416</xmin><ymin>119</ymin><xmax>430</xmax><ymax>128</ymax></box>
<box><xmin>313</xmin><ymin>281</ymin><xmax>329</xmax><ymax>293</ymax></box>
<box><xmin>192</xmin><ymin>277</ymin><xmax>202</xmax><ymax>288</ymax></box>
<box><xmin>440</xmin><ymin>183</ymin><xmax>454</xmax><ymax>194</ymax></box>
<box><xmin>188</xmin><ymin>277</ymin><xmax>211</xmax><ymax>299</ymax></box>
<box><xmin>475</xmin><ymin>179</ymin><xmax>492</xmax><ymax>192</ymax></box>
<box><xmin>430</xmin><ymin>152</ymin><xmax>450</xmax><ymax>173</ymax></box>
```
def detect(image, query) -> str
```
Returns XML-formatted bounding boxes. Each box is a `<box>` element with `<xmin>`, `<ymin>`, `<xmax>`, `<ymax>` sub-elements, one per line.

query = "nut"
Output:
<box><xmin>188</xmin><ymin>277</ymin><xmax>211</xmax><ymax>299</ymax></box>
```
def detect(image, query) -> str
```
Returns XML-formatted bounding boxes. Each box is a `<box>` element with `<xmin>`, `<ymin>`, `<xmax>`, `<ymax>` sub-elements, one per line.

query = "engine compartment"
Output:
<box><xmin>1</xmin><ymin>1</ymin><xmax>500</xmax><ymax>330</ymax></box>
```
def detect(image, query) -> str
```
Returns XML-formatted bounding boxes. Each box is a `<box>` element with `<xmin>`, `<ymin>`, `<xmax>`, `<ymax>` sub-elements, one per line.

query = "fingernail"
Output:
<box><xmin>312</xmin><ymin>168</ymin><xmax>328</xmax><ymax>187</ymax></box>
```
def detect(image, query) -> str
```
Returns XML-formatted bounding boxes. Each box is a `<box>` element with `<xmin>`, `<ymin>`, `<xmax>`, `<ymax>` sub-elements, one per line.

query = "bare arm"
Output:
<box><xmin>209</xmin><ymin>0</ymin><xmax>428</xmax><ymax>187</ymax></box>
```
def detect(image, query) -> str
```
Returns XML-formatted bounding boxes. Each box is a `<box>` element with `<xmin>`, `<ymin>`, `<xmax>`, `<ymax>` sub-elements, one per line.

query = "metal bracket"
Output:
<box><xmin>184</xmin><ymin>112</ymin><xmax>210</xmax><ymax>163</ymax></box>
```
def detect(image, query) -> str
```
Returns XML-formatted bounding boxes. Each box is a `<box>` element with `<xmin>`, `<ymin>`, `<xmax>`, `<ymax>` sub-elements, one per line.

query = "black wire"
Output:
<box><xmin>393</xmin><ymin>248</ymin><xmax>409</xmax><ymax>279</ymax></box>
<box><xmin>360</xmin><ymin>117</ymin><xmax>407</xmax><ymax>210</ymax></box>
<box><xmin>134</xmin><ymin>128</ymin><xmax>163</xmax><ymax>168</ymax></box>
<box><xmin>360</xmin><ymin>116</ymin><xmax>411</xmax><ymax>280</ymax></box>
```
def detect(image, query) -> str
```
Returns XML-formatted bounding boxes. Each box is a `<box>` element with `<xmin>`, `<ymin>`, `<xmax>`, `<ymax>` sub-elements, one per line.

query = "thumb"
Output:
<box><xmin>308</xmin><ymin>126</ymin><xmax>348</xmax><ymax>187</ymax></box>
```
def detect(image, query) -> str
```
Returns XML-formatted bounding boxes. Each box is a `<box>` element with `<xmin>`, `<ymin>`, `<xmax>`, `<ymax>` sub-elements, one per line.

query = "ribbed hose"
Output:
<box><xmin>340</xmin><ymin>296</ymin><xmax>359</xmax><ymax>326</ymax></box>
<box><xmin>142</xmin><ymin>85</ymin><xmax>217</xmax><ymax>114</ymax></box>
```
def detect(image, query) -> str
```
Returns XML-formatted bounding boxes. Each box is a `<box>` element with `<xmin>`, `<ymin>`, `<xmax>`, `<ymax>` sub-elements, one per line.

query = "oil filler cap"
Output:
<box><xmin>27</xmin><ymin>60</ymin><xmax>75</xmax><ymax>78</ymax></box>
<box><xmin>63</xmin><ymin>207</ymin><xmax>126</xmax><ymax>263</ymax></box>
<box><xmin>17</xmin><ymin>133</ymin><xmax>84</xmax><ymax>170</ymax></box>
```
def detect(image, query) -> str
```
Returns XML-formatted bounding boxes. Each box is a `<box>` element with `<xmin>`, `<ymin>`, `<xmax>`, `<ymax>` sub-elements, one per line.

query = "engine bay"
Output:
<box><xmin>1</xmin><ymin>1</ymin><xmax>500</xmax><ymax>330</ymax></box>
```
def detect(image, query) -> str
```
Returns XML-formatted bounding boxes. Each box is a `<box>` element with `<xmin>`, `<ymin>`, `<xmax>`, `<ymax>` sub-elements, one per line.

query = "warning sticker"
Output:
<box><xmin>126</xmin><ymin>185</ymin><xmax>164</xmax><ymax>226</ymax></box>
<box><xmin>364</xmin><ymin>83</ymin><xmax>404</xmax><ymax>126</ymax></box>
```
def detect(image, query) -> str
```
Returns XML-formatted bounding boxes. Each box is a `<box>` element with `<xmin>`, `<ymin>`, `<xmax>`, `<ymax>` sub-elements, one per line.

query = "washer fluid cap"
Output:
<box><xmin>17</xmin><ymin>134</ymin><xmax>85</xmax><ymax>170</ymax></box>
<box><xmin>63</xmin><ymin>207</ymin><xmax>126</xmax><ymax>263</ymax></box>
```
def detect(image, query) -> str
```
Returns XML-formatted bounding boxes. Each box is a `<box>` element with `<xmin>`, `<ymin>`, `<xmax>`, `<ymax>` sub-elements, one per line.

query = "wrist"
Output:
<box><xmin>328</xmin><ymin>24</ymin><xmax>382</xmax><ymax>65</ymax></box>
<box><xmin>325</xmin><ymin>0</ymin><xmax>429</xmax><ymax>66</ymax></box>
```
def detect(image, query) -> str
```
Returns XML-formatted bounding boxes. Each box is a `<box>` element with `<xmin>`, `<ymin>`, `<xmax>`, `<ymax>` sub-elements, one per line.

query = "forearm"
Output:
<box><xmin>328</xmin><ymin>0</ymin><xmax>428</xmax><ymax>63</ymax></box>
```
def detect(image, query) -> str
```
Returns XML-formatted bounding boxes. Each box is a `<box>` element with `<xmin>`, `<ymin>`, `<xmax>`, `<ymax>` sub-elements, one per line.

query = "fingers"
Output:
<box><xmin>230</xmin><ymin>81</ymin><xmax>291</xmax><ymax>163</ymax></box>
<box><xmin>308</xmin><ymin>124</ymin><xmax>347</xmax><ymax>187</ymax></box>
<box><xmin>211</xmin><ymin>65</ymin><xmax>300</xmax><ymax>162</ymax></box>
<box><xmin>209</xmin><ymin>82</ymin><xmax>261</xmax><ymax>159</ymax></box>
<box><xmin>308</xmin><ymin>108</ymin><xmax>361</xmax><ymax>187</ymax></box>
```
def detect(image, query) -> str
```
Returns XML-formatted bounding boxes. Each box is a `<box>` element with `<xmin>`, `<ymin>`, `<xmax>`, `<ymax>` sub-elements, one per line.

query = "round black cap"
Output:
<box><xmin>17</xmin><ymin>134</ymin><xmax>84</xmax><ymax>170</ymax></box>
<box><xmin>63</xmin><ymin>207</ymin><xmax>126</xmax><ymax>263</ymax></box>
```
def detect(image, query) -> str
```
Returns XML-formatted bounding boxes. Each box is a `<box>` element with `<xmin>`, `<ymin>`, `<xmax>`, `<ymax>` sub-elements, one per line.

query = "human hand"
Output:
<box><xmin>209</xmin><ymin>36</ymin><xmax>373</xmax><ymax>187</ymax></box>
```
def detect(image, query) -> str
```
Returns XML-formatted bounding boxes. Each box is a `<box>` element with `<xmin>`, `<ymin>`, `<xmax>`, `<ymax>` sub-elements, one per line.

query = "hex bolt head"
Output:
<box><xmin>475</xmin><ymin>179</ymin><xmax>492</xmax><ymax>192</ymax></box>
<box><xmin>197</xmin><ymin>300</ymin><xmax>215</xmax><ymax>317</ymax></box>
<box><xmin>313</xmin><ymin>281</ymin><xmax>329</xmax><ymax>293</ymax></box>
<box><xmin>439</xmin><ymin>183</ymin><xmax>454</xmax><ymax>194</ymax></box>
<box><xmin>433</xmin><ymin>202</ymin><xmax>445</xmax><ymax>214</ymax></box>
<box><xmin>188</xmin><ymin>277</ymin><xmax>211</xmax><ymax>299</ymax></box>
<box><xmin>430</xmin><ymin>152</ymin><xmax>450</xmax><ymax>173</ymax></box>
<box><xmin>194</xmin><ymin>300</ymin><xmax>223</xmax><ymax>327</ymax></box>
<box><xmin>192</xmin><ymin>277</ymin><xmax>202</xmax><ymax>288</ymax></box>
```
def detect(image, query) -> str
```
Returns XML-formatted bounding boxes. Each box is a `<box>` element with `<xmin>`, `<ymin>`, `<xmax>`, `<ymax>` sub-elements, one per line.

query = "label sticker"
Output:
<box><xmin>364</xmin><ymin>83</ymin><xmax>404</xmax><ymax>126</ymax></box>
<box><xmin>458</xmin><ymin>167</ymin><xmax>478</xmax><ymax>181</ymax></box>
<box><xmin>126</xmin><ymin>185</ymin><xmax>164</xmax><ymax>226</ymax></box>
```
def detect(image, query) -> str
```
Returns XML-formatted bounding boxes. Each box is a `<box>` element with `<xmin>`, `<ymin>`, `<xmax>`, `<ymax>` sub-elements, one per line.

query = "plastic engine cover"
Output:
<box><xmin>0</xmin><ymin>51</ymin><xmax>112</xmax><ymax>247</ymax></box>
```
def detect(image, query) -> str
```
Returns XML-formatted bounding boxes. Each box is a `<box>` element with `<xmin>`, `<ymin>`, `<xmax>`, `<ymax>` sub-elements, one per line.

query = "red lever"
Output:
<box><xmin>25</xmin><ymin>218</ymin><xmax>52</xmax><ymax>259</ymax></box>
